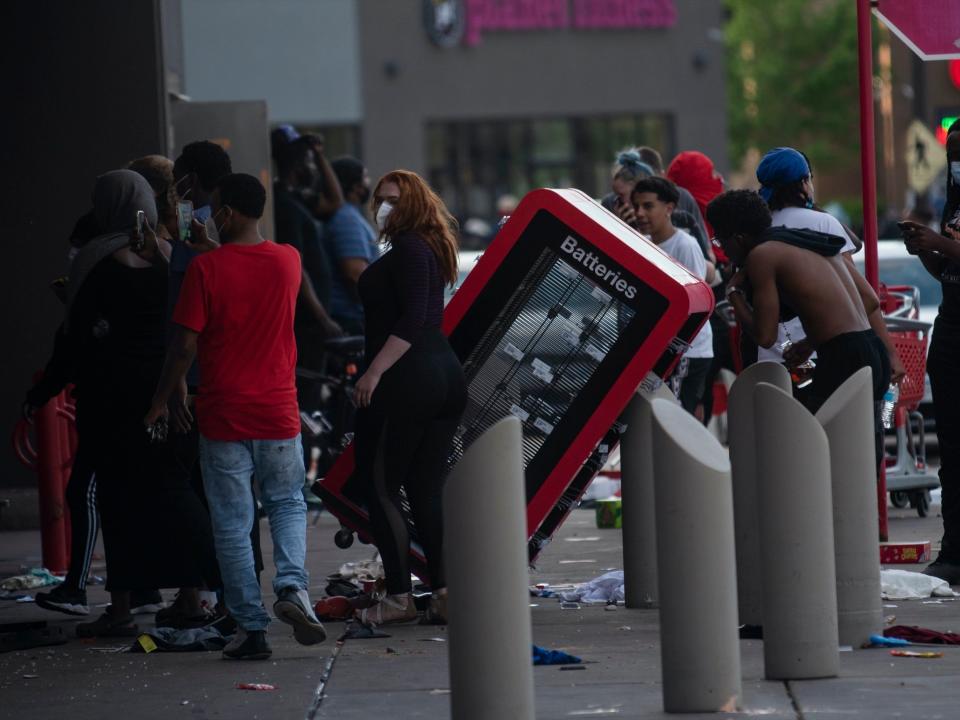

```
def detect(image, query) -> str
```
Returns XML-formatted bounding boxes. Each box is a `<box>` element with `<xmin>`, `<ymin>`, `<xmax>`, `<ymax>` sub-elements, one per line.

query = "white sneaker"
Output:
<box><xmin>273</xmin><ymin>587</ymin><xmax>327</xmax><ymax>646</ymax></box>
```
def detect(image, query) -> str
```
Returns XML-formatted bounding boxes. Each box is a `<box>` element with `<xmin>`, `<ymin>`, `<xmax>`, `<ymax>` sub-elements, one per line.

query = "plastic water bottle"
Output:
<box><xmin>881</xmin><ymin>383</ymin><xmax>899</xmax><ymax>429</ymax></box>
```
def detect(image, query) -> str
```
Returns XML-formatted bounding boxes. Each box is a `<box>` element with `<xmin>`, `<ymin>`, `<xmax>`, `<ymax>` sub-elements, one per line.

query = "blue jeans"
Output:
<box><xmin>200</xmin><ymin>434</ymin><xmax>309</xmax><ymax>631</ymax></box>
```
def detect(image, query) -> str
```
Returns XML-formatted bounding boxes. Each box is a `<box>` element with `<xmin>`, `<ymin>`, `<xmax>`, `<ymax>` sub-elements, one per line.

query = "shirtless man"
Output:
<box><xmin>706</xmin><ymin>189</ymin><xmax>891</xmax><ymax>460</ymax></box>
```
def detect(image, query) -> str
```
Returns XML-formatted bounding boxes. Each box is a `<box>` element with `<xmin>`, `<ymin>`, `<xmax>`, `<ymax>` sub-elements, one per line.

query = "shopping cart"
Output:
<box><xmin>884</xmin><ymin>314</ymin><xmax>939</xmax><ymax>517</ymax></box>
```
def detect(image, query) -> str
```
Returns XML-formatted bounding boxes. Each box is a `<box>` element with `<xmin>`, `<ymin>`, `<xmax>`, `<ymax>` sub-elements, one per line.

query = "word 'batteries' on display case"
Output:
<box><xmin>315</xmin><ymin>189</ymin><xmax>714</xmax><ymax>576</ymax></box>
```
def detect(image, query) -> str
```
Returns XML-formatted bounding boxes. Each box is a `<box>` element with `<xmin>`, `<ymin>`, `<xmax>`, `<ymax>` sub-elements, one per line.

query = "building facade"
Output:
<box><xmin>179</xmin><ymin>0</ymin><xmax>729</xmax><ymax>220</ymax></box>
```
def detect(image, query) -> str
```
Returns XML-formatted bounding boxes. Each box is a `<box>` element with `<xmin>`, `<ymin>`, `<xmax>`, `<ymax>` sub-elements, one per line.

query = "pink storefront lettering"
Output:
<box><xmin>464</xmin><ymin>0</ymin><xmax>570</xmax><ymax>46</ymax></box>
<box><xmin>463</xmin><ymin>0</ymin><xmax>677</xmax><ymax>46</ymax></box>
<box><xmin>574</xmin><ymin>0</ymin><xmax>678</xmax><ymax>30</ymax></box>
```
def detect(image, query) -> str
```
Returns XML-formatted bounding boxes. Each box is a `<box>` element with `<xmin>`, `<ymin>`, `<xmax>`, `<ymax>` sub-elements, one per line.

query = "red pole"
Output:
<box><xmin>857</xmin><ymin>0</ymin><xmax>880</xmax><ymax>290</ymax></box>
<box><xmin>857</xmin><ymin>0</ymin><xmax>888</xmax><ymax>541</ymax></box>
<box><xmin>35</xmin><ymin>399</ymin><xmax>69</xmax><ymax>573</ymax></box>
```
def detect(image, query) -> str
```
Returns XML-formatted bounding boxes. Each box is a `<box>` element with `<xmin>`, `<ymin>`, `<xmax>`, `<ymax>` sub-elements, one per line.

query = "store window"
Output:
<box><xmin>426</xmin><ymin>114</ymin><xmax>672</xmax><ymax>221</ymax></box>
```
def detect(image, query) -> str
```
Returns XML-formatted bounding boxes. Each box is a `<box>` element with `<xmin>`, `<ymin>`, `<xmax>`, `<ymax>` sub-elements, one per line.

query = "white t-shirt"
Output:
<box><xmin>758</xmin><ymin>208</ymin><xmax>858</xmax><ymax>362</ymax></box>
<box><xmin>658</xmin><ymin>229</ymin><xmax>714</xmax><ymax>359</ymax></box>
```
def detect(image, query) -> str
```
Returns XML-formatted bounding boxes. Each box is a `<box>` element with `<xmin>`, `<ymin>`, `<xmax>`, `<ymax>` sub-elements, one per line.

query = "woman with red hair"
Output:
<box><xmin>353</xmin><ymin>170</ymin><xmax>467</xmax><ymax>625</ymax></box>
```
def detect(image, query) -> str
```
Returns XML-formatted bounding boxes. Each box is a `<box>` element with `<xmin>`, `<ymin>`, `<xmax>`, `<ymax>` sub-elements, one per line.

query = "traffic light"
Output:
<box><xmin>936</xmin><ymin>116</ymin><xmax>958</xmax><ymax>145</ymax></box>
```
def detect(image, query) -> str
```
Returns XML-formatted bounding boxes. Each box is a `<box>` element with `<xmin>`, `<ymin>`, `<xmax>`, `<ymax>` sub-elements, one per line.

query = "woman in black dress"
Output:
<box><xmin>353</xmin><ymin>170</ymin><xmax>467</xmax><ymax>625</ymax></box>
<box><xmin>67</xmin><ymin>170</ymin><xmax>216</xmax><ymax>637</ymax></box>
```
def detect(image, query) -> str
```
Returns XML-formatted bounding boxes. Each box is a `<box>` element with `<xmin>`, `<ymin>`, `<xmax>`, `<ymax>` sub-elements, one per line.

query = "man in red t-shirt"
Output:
<box><xmin>146</xmin><ymin>173</ymin><xmax>326</xmax><ymax>660</ymax></box>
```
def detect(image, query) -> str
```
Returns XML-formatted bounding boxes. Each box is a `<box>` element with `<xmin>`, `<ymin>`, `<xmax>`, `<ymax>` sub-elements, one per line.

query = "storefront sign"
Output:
<box><xmin>424</xmin><ymin>0</ymin><xmax>677</xmax><ymax>48</ymax></box>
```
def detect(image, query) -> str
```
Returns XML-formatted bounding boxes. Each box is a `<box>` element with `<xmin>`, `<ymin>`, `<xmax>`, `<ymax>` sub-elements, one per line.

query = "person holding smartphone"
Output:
<box><xmin>904</xmin><ymin>119</ymin><xmax>960</xmax><ymax>585</ymax></box>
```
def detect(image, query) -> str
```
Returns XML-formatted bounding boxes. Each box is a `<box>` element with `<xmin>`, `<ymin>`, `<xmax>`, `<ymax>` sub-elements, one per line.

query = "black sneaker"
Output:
<box><xmin>35</xmin><ymin>584</ymin><xmax>89</xmax><ymax>616</ymax></box>
<box><xmin>130</xmin><ymin>589</ymin><xmax>166</xmax><ymax>615</ymax></box>
<box><xmin>273</xmin><ymin>587</ymin><xmax>327</xmax><ymax>645</ymax></box>
<box><xmin>922</xmin><ymin>557</ymin><xmax>960</xmax><ymax>585</ymax></box>
<box><xmin>222</xmin><ymin>629</ymin><xmax>272</xmax><ymax>660</ymax></box>
<box><xmin>76</xmin><ymin>609</ymin><xmax>139</xmax><ymax>638</ymax></box>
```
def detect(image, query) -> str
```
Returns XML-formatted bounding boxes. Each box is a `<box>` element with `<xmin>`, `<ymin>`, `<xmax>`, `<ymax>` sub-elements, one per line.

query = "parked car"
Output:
<box><xmin>855</xmin><ymin>240</ymin><xmax>938</xmax><ymax>426</ymax></box>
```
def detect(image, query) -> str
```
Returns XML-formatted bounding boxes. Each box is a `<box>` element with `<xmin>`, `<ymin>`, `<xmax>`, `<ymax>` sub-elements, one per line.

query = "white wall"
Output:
<box><xmin>181</xmin><ymin>0</ymin><xmax>362</xmax><ymax>124</ymax></box>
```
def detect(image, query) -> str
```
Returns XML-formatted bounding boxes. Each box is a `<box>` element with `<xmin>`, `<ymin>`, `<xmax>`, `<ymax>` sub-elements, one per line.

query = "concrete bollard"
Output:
<box><xmin>443</xmin><ymin>417</ymin><xmax>535</xmax><ymax>720</ymax></box>
<box><xmin>727</xmin><ymin>362</ymin><xmax>791</xmax><ymax>629</ymax></box>
<box><xmin>620</xmin><ymin>383</ymin><xmax>677</xmax><ymax>608</ymax></box>
<box><xmin>815</xmin><ymin>367</ymin><xmax>882</xmax><ymax>648</ymax></box>
<box><xmin>651</xmin><ymin>398</ymin><xmax>741</xmax><ymax>713</ymax></box>
<box><xmin>754</xmin><ymin>383</ymin><xmax>839</xmax><ymax>680</ymax></box>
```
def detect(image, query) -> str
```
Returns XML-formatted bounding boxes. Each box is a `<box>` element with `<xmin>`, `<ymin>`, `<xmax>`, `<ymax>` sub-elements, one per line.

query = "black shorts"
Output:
<box><xmin>811</xmin><ymin>329</ymin><xmax>890</xmax><ymax>410</ymax></box>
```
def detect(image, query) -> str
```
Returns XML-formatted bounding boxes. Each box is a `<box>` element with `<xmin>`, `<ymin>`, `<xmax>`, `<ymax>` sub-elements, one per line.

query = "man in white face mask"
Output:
<box><xmin>325</xmin><ymin>157</ymin><xmax>379</xmax><ymax>335</ymax></box>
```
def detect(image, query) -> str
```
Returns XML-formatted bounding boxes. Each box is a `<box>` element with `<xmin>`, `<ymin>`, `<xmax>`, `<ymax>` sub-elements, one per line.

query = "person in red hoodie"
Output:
<box><xmin>667</xmin><ymin>151</ymin><xmax>732</xmax><ymax>423</ymax></box>
<box><xmin>667</xmin><ymin>152</ymin><xmax>724</xmax><ymax>240</ymax></box>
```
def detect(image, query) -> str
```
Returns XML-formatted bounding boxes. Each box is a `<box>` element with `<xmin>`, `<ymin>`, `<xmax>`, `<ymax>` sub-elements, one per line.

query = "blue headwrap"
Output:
<box><xmin>756</xmin><ymin>147</ymin><xmax>810</xmax><ymax>203</ymax></box>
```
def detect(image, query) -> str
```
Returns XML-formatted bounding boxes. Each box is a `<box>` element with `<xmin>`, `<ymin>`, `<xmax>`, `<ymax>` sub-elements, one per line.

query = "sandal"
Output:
<box><xmin>420</xmin><ymin>590</ymin><xmax>448</xmax><ymax>625</ymax></box>
<box><xmin>356</xmin><ymin>593</ymin><xmax>417</xmax><ymax>626</ymax></box>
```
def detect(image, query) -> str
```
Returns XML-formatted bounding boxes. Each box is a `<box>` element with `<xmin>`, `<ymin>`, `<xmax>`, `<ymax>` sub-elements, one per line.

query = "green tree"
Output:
<box><xmin>725</xmin><ymin>0</ymin><xmax>865</xmax><ymax>174</ymax></box>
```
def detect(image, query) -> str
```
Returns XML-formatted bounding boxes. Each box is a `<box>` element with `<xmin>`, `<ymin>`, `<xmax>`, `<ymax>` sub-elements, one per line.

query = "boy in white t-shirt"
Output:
<box><xmin>631</xmin><ymin>176</ymin><xmax>716</xmax><ymax>416</ymax></box>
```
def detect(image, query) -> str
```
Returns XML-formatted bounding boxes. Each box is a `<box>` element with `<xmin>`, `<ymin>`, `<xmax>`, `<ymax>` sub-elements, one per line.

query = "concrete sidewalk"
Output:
<box><xmin>1</xmin><ymin>504</ymin><xmax>958</xmax><ymax>719</ymax></box>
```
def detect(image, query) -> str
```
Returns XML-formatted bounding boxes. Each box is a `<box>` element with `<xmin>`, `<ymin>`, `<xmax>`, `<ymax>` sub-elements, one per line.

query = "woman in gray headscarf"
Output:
<box><xmin>67</xmin><ymin>170</ymin><xmax>216</xmax><ymax>638</ymax></box>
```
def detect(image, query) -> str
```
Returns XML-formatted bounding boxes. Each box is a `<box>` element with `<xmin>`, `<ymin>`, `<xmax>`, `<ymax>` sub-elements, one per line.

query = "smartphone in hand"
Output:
<box><xmin>177</xmin><ymin>200</ymin><xmax>194</xmax><ymax>242</ymax></box>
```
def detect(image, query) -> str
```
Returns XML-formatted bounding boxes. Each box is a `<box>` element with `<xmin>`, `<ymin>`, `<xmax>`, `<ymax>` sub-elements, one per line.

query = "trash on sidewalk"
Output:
<box><xmin>533</xmin><ymin>644</ymin><xmax>582</xmax><ymax>666</ymax></box>
<box><xmin>880</xmin><ymin>569</ymin><xmax>959</xmax><ymax>600</ymax></box>
<box><xmin>131</xmin><ymin>625</ymin><xmax>232</xmax><ymax>652</ymax></box>
<box><xmin>560</xmin><ymin>570</ymin><xmax>625</xmax><ymax>605</ymax></box>
<box><xmin>885</xmin><ymin>625</ymin><xmax>960</xmax><ymax>645</ymax></box>
<box><xmin>342</xmin><ymin>622</ymin><xmax>390</xmax><ymax>640</ymax></box>
<box><xmin>324</xmin><ymin>560</ymin><xmax>386</xmax><ymax>598</ymax></box>
<box><xmin>595</xmin><ymin>498</ymin><xmax>622</xmax><ymax>528</ymax></box>
<box><xmin>16</xmin><ymin>595</ymin><xmax>34</xmax><ymax>603</ymax></box>
<box><xmin>314</xmin><ymin>596</ymin><xmax>354</xmax><ymax>621</ymax></box>
<box><xmin>0</xmin><ymin>568</ymin><xmax>63</xmax><ymax>592</ymax></box>
<box><xmin>880</xmin><ymin>541</ymin><xmax>932</xmax><ymax>564</ymax></box>
<box><xmin>890</xmin><ymin>649</ymin><xmax>943</xmax><ymax>659</ymax></box>
<box><xmin>237</xmin><ymin>683</ymin><xmax>276</xmax><ymax>691</ymax></box>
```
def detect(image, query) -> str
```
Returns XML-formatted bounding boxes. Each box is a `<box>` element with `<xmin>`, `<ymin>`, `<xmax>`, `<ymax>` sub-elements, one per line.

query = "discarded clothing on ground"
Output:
<box><xmin>130</xmin><ymin>625</ymin><xmax>232</xmax><ymax>652</ymax></box>
<box><xmin>885</xmin><ymin>625</ymin><xmax>960</xmax><ymax>645</ymax></box>
<box><xmin>342</xmin><ymin>622</ymin><xmax>391</xmax><ymax>640</ymax></box>
<box><xmin>0</xmin><ymin>568</ymin><xmax>63</xmax><ymax>592</ymax></box>
<box><xmin>533</xmin><ymin>644</ymin><xmax>582</xmax><ymax>665</ymax></box>
<box><xmin>559</xmin><ymin>570</ymin><xmax>624</xmax><ymax>605</ymax></box>
<box><xmin>880</xmin><ymin>569</ymin><xmax>959</xmax><ymax>600</ymax></box>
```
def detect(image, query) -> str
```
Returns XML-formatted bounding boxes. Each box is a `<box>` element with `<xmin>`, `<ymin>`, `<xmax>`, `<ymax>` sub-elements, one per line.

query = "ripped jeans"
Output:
<box><xmin>200</xmin><ymin>434</ymin><xmax>308</xmax><ymax>631</ymax></box>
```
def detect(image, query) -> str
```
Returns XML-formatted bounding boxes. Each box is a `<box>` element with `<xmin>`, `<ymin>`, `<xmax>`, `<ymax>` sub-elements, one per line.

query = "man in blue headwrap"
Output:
<box><xmin>756</xmin><ymin>147</ymin><xmax>814</xmax><ymax>206</ymax></box>
<box><xmin>752</xmin><ymin>147</ymin><xmax>905</xmax><ymax>390</ymax></box>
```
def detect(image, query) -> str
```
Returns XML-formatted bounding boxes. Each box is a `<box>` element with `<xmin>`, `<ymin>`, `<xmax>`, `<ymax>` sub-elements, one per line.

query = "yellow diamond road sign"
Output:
<box><xmin>906</xmin><ymin>119</ymin><xmax>946</xmax><ymax>194</ymax></box>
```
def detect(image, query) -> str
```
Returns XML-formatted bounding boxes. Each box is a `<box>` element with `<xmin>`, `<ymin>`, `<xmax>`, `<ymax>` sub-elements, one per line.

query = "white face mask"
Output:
<box><xmin>951</xmin><ymin>161</ymin><xmax>960</xmax><ymax>186</ymax></box>
<box><xmin>375</xmin><ymin>201</ymin><xmax>394</xmax><ymax>232</ymax></box>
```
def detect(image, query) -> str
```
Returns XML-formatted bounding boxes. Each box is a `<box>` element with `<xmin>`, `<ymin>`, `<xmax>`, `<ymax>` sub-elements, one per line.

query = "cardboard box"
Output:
<box><xmin>595</xmin><ymin>498</ymin><xmax>622</xmax><ymax>529</ymax></box>
<box><xmin>880</xmin><ymin>541</ymin><xmax>932</xmax><ymax>564</ymax></box>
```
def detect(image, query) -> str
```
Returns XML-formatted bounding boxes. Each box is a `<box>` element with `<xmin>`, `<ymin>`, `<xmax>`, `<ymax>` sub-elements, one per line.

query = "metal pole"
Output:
<box><xmin>727</xmin><ymin>362</ymin><xmax>791</xmax><ymax>628</ymax></box>
<box><xmin>620</xmin><ymin>384</ymin><xmax>677</xmax><ymax>609</ymax></box>
<box><xmin>444</xmin><ymin>417</ymin><xmax>535</xmax><ymax>720</ymax></box>
<box><xmin>815</xmin><ymin>368</ymin><xmax>882</xmax><ymax>648</ymax></box>
<box><xmin>755</xmin><ymin>383</ymin><xmax>839</xmax><ymax>680</ymax></box>
<box><xmin>651</xmin><ymin>399</ymin><xmax>740</xmax><ymax>713</ymax></box>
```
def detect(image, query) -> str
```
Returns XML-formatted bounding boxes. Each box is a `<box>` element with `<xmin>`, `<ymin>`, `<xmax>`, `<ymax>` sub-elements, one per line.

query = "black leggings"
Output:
<box><xmin>928</xmin><ymin>316</ymin><xmax>960</xmax><ymax>561</ymax></box>
<box><xmin>809</xmin><ymin>329</ymin><xmax>891</xmax><ymax>469</ymax></box>
<box><xmin>355</xmin><ymin>330</ymin><xmax>467</xmax><ymax>594</ymax></box>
